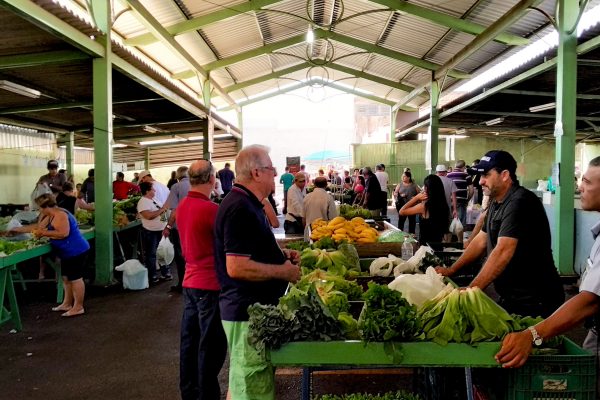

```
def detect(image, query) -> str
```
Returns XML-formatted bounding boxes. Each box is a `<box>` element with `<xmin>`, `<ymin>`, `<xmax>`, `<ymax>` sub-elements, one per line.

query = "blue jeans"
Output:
<box><xmin>180</xmin><ymin>288</ymin><xmax>227</xmax><ymax>400</ymax></box>
<box><xmin>457</xmin><ymin>203</ymin><xmax>467</xmax><ymax>226</ymax></box>
<box><xmin>170</xmin><ymin>228</ymin><xmax>186</xmax><ymax>288</ymax></box>
<box><xmin>141</xmin><ymin>228</ymin><xmax>170</xmax><ymax>281</ymax></box>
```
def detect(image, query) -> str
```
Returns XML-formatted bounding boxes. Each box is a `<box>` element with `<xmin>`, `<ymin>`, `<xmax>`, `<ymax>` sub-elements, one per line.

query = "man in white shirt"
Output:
<box><xmin>496</xmin><ymin>156</ymin><xmax>600</xmax><ymax>368</ymax></box>
<box><xmin>304</xmin><ymin>177</ymin><xmax>338</xmax><ymax>228</ymax></box>
<box><xmin>375</xmin><ymin>164</ymin><xmax>389</xmax><ymax>216</ymax></box>
<box><xmin>139</xmin><ymin>170</ymin><xmax>170</xmax><ymax>204</ymax></box>
<box><xmin>284</xmin><ymin>174</ymin><xmax>306</xmax><ymax>234</ymax></box>
<box><xmin>435</xmin><ymin>164</ymin><xmax>458</xmax><ymax>219</ymax></box>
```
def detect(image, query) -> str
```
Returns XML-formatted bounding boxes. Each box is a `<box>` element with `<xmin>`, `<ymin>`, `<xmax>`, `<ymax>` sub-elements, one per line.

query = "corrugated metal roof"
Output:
<box><xmin>363</xmin><ymin>54</ymin><xmax>414</xmax><ymax>82</ymax></box>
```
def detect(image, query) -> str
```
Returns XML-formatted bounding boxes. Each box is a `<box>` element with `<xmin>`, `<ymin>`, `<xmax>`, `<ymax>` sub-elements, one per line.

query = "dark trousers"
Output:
<box><xmin>141</xmin><ymin>228</ymin><xmax>168</xmax><ymax>281</ymax></box>
<box><xmin>398</xmin><ymin>214</ymin><xmax>417</xmax><ymax>234</ymax></box>
<box><xmin>282</xmin><ymin>189</ymin><xmax>289</xmax><ymax>215</ymax></box>
<box><xmin>170</xmin><ymin>228</ymin><xmax>186</xmax><ymax>288</ymax></box>
<box><xmin>180</xmin><ymin>288</ymin><xmax>227</xmax><ymax>400</ymax></box>
<box><xmin>381</xmin><ymin>191</ymin><xmax>388</xmax><ymax>216</ymax></box>
<box><xmin>284</xmin><ymin>220</ymin><xmax>303</xmax><ymax>234</ymax></box>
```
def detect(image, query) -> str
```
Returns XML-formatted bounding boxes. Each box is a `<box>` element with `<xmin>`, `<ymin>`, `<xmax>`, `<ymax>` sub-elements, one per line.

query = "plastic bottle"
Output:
<box><xmin>401</xmin><ymin>236</ymin><xmax>413</xmax><ymax>261</ymax></box>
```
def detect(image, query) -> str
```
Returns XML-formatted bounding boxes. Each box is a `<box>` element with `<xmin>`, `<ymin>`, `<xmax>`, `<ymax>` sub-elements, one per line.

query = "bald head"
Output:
<box><xmin>189</xmin><ymin>159</ymin><xmax>214</xmax><ymax>186</ymax></box>
<box><xmin>235</xmin><ymin>144</ymin><xmax>270</xmax><ymax>182</ymax></box>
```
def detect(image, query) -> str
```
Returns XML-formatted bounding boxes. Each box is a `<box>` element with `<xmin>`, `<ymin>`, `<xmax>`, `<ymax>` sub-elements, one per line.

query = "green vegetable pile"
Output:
<box><xmin>419</xmin><ymin>287</ymin><xmax>563</xmax><ymax>346</ymax></box>
<box><xmin>75</xmin><ymin>195</ymin><xmax>142</xmax><ymax>227</ymax></box>
<box><xmin>0</xmin><ymin>237</ymin><xmax>48</xmax><ymax>256</ymax></box>
<box><xmin>0</xmin><ymin>216</ymin><xmax>13</xmax><ymax>232</ymax></box>
<box><xmin>247</xmin><ymin>284</ymin><xmax>344</xmax><ymax>352</ymax></box>
<box><xmin>358</xmin><ymin>282</ymin><xmax>421</xmax><ymax>342</ymax></box>
<box><xmin>339</xmin><ymin>204</ymin><xmax>372</xmax><ymax>220</ymax></box>
<box><xmin>300</xmin><ymin>243</ymin><xmax>361</xmax><ymax>278</ymax></box>
<box><xmin>315</xmin><ymin>390</ymin><xmax>421</xmax><ymax>400</ymax></box>
<box><xmin>377</xmin><ymin>230</ymin><xmax>409</xmax><ymax>243</ymax></box>
<box><xmin>297</xmin><ymin>270</ymin><xmax>364</xmax><ymax>301</ymax></box>
<box><xmin>285</xmin><ymin>240</ymin><xmax>312</xmax><ymax>252</ymax></box>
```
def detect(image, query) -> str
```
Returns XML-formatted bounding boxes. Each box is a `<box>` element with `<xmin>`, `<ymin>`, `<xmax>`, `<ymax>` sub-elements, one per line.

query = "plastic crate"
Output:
<box><xmin>505</xmin><ymin>339</ymin><xmax>596</xmax><ymax>400</ymax></box>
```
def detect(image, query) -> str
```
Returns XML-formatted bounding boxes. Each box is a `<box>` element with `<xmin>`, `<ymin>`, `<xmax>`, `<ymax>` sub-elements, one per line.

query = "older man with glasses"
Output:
<box><xmin>214</xmin><ymin>144</ymin><xmax>301</xmax><ymax>400</ymax></box>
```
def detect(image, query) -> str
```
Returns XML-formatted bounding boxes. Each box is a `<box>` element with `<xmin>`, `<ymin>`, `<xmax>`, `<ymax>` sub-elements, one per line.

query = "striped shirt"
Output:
<box><xmin>447</xmin><ymin>169</ymin><xmax>472</xmax><ymax>204</ymax></box>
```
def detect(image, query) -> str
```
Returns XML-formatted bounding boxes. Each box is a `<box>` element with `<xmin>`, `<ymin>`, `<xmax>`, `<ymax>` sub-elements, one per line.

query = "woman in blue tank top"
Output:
<box><xmin>11</xmin><ymin>193</ymin><xmax>90</xmax><ymax>317</ymax></box>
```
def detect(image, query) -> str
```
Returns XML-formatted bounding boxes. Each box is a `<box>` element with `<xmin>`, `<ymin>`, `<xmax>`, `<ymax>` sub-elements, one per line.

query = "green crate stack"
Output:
<box><xmin>505</xmin><ymin>340</ymin><xmax>596</xmax><ymax>400</ymax></box>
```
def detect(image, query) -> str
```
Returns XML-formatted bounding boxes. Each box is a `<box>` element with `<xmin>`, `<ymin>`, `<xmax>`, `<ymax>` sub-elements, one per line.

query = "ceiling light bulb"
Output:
<box><xmin>0</xmin><ymin>80</ymin><xmax>41</xmax><ymax>98</ymax></box>
<box><xmin>306</xmin><ymin>29</ymin><xmax>315</xmax><ymax>44</ymax></box>
<box><xmin>529</xmin><ymin>102</ymin><xmax>556</xmax><ymax>112</ymax></box>
<box><xmin>485</xmin><ymin>117</ymin><xmax>504</xmax><ymax>126</ymax></box>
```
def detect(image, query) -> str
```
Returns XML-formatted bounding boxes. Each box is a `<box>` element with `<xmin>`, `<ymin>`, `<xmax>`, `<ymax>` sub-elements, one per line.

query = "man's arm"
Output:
<box><xmin>436</xmin><ymin>230</ymin><xmax>487</xmax><ymax>276</ymax></box>
<box><xmin>496</xmin><ymin>291</ymin><xmax>600</xmax><ymax>368</ymax></box>
<box><xmin>451</xmin><ymin>191</ymin><xmax>458</xmax><ymax>218</ymax></box>
<box><xmin>226</xmin><ymin>255</ymin><xmax>301</xmax><ymax>283</ymax></box>
<box><xmin>469</xmin><ymin>236</ymin><xmax>517</xmax><ymax>289</ymax></box>
<box><xmin>464</xmin><ymin>209</ymin><xmax>487</xmax><ymax>249</ymax></box>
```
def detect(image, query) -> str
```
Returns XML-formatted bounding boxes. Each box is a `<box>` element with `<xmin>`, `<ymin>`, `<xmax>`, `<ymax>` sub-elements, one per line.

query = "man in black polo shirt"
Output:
<box><xmin>436</xmin><ymin>150</ymin><xmax>564</xmax><ymax>317</ymax></box>
<box><xmin>214</xmin><ymin>144</ymin><xmax>301</xmax><ymax>400</ymax></box>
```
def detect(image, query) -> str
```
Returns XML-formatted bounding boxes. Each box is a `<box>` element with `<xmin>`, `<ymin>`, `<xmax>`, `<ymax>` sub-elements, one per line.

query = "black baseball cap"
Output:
<box><xmin>47</xmin><ymin>160</ymin><xmax>59</xmax><ymax>169</ymax></box>
<box><xmin>473</xmin><ymin>150</ymin><xmax>516</xmax><ymax>174</ymax></box>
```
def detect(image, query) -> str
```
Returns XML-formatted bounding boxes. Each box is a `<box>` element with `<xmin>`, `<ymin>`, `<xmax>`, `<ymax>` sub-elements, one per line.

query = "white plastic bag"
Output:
<box><xmin>5</xmin><ymin>219</ymin><xmax>32</xmax><ymax>241</ymax></box>
<box><xmin>388</xmin><ymin>267</ymin><xmax>449</xmax><ymax>308</ymax></box>
<box><xmin>115</xmin><ymin>259</ymin><xmax>148</xmax><ymax>290</ymax></box>
<box><xmin>156</xmin><ymin>237</ymin><xmax>174</xmax><ymax>266</ymax></box>
<box><xmin>30</xmin><ymin>183</ymin><xmax>52</xmax><ymax>210</ymax></box>
<box><xmin>449</xmin><ymin>218</ymin><xmax>463</xmax><ymax>236</ymax></box>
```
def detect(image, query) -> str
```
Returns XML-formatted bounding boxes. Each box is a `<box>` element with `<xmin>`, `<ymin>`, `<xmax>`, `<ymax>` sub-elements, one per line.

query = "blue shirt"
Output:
<box><xmin>214</xmin><ymin>184</ymin><xmax>287</xmax><ymax>321</ymax></box>
<box><xmin>217</xmin><ymin>168</ymin><xmax>235</xmax><ymax>192</ymax></box>
<box><xmin>279</xmin><ymin>173</ymin><xmax>294</xmax><ymax>191</ymax></box>
<box><xmin>48</xmin><ymin>210</ymin><xmax>90</xmax><ymax>259</ymax></box>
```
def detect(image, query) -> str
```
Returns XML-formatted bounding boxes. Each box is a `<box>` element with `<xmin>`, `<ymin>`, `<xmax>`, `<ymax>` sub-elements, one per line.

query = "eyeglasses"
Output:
<box><xmin>258</xmin><ymin>166</ymin><xmax>277</xmax><ymax>176</ymax></box>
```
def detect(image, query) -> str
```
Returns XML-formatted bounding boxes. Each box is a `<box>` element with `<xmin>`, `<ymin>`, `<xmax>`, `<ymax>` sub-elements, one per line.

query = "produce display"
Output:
<box><xmin>339</xmin><ymin>204</ymin><xmax>373</xmax><ymax>220</ymax></box>
<box><xmin>310</xmin><ymin>217</ymin><xmax>379</xmax><ymax>244</ymax></box>
<box><xmin>300</xmin><ymin>243</ymin><xmax>362</xmax><ymax>277</ymax></box>
<box><xmin>0</xmin><ymin>237</ymin><xmax>48</xmax><ymax>256</ymax></box>
<box><xmin>315</xmin><ymin>391</ymin><xmax>421</xmax><ymax>400</ymax></box>
<box><xmin>377</xmin><ymin>230</ymin><xmax>409</xmax><ymax>243</ymax></box>
<box><xmin>75</xmin><ymin>195</ymin><xmax>141</xmax><ymax>227</ymax></box>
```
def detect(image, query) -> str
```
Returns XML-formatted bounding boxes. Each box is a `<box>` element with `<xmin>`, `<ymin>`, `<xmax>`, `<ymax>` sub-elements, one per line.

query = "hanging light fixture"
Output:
<box><xmin>0</xmin><ymin>80</ymin><xmax>41</xmax><ymax>98</ymax></box>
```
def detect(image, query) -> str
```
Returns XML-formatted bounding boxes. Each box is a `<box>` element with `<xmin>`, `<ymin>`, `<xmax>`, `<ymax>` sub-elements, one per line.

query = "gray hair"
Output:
<box><xmin>235</xmin><ymin>144</ymin><xmax>270</xmax><ymax>181</ymax></box>
<box><xmin>189</xmin><ymin>160</ymin><xmax>214</xmax><ymax>185</ymax></box>
<box><xmin>176</xmin><ymin>166</ymin><xmax>189</xmax><ymax>179</ymax></box>
<box><xmin>590</xmin><ymin>156</ymin><xmax>600</xmax><ymax>167</ymax></box>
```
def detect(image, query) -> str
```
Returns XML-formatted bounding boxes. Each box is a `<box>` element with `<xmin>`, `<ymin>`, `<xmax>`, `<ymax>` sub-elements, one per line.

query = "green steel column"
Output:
<box><xmin>92</xmin><ymin>1</ymin><xmax>114</xmax><ymax>286</ymax></box>
<box><xmin>427</xmin><ymin>79</ymin><xmax>440</xmax><ymax>173</ymax></box>
<box><xmin>201</xmin><ymin>117</ymin><xmax>211</xmax><ymax>160</ymax></box>
<box><xmin>202</xmin><ymin>79</ymin><xmax>212</xmax><ymax>159</ymax></box>
<box><xmin>553</xmin><ymin>0</ymin><xmax>578</xmax><ymax>275</ymax></box>
<box><xmin>144</xmin><ymin>147</ymin><xmax>150</xmax><ymax>170</ymax></box>
<box><xmin>390</xmin><ymin>109</ymin><xmax>398</xmax><ymax>141</ymax></box>
<box><xmin>65</xmin><ymin>131</ymin><xmax>74</xmax><ymax>179</ymax></box>
<box><xmin>237</xmin><ymin>109</ymin><xmax>243</xmax><ymax>151</ymax></box>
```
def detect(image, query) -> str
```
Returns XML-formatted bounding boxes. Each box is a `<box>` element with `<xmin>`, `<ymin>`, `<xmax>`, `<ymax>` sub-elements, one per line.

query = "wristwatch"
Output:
<box><xmin>165</xmin><ymin>224</ymin><xmax>172</xmax><ymax>230</ymax></box>
<box><xmin>528</xmin><ymin>326</ymin><xmax>543</xmax><ymax>346</ymax></box>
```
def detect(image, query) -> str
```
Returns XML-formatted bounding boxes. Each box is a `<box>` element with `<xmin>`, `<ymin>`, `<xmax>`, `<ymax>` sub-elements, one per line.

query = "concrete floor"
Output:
<box><xmin>0</xmin><ymin>206</ymin><xmax>589</xmax><ymax>400</ymax></box>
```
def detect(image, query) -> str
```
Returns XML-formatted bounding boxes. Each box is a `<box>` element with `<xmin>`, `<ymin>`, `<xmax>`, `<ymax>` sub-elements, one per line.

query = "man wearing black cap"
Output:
<box><xmin>38</xmin><ymin>160</ymin><xmax>66</xmax><ymax>194</ymax></box>
<box><xmin>436</xmin><ymin>150</ymin><xmax>564</xmax><ymax>318</ymax></box>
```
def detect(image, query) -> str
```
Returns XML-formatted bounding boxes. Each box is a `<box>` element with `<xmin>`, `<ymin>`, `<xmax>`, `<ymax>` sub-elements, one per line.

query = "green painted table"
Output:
<box><xmin>0</xmin><ymin>229</ymin><xmax>95</xmax><ymax>331</ymax></box>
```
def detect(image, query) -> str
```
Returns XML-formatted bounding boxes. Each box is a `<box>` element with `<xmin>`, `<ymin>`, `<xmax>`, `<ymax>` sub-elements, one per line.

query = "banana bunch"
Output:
<box><xmin>310</xmin><ymin>216</ymin><xmax>379</xmax><ymax>244</ymax></box>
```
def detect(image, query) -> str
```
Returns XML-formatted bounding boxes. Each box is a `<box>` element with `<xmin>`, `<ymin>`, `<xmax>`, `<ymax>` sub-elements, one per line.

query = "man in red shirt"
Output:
<box><xmin>176</xmin><ymin>159</ymin><xmax>227</xmax><ymax>400</ymax></box>
<box><xmin>112</xmin><ymin>172</ymin><xmax>139</xmax><ymax>200</ymax></box>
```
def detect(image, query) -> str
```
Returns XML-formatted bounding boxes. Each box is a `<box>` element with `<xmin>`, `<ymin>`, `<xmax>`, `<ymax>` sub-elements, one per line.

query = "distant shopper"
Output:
<box><xmin>298</xmin><ymin>164</ymin><xmax>310</xmax><ymax>184</ymax></box>
<box><xmin>131</xmin><ymin>172</ymin><xmax>140</xmax><ymax>184</ymax></box>
<box><xmin>352</xmin><ymin>175</ymin><xmax>366</xmax><ymax>206</ymax></box>
<box><xmin>176</xmin><ymin>159</ymin><xmax>227</xmax><ymax>399</ymax></box>
<box><xmin>468</xmin><ymin>159</ymin><xmax>483</xmax><ymax>205</ymax></box>
<box><xmin>279</xmin><ymin>166</ymin><xmax>294</xmax><ymax>215</ymax></box>
<box><xmin>447</xmin><ymin>160</ymin><xmax>473</xmax><ymax>228</ymax></box>
<box><xmin>80</xmin><ymin>168</ymin><xmax>95</xmax><ymax>203</ymax></box>
<box><xmin>38</xmin><ymin>160</ymin><xmax>66</xmax><ymax>194</ymax></box>
<box><xmin>375</xmin><ymin>164</ymin><xmax>389</xmax><ymax>216</ymax></box>
<box><xmin>75</xmin><ymin>190</ymin><xmax>94</xmax><ymax>212</ymax></box>
<box><xmin>400</xmin><ymin>174</ymin><xmax>449</xmax><ymax>245</ymax></box>
<box><xmin>263</xmin><ymin>181</ymin><xmax>280</xmax><ymax>229</ymax></box>
<box><xmin>362</xmin><ymin>167</ymin><xmax>383</xmax><ymax>216</ymax></box>
<box><xmin>167</xmin><ymin>170</ymin><xmax>178</xmax><ymax>190</ymax></box>
<box><xmin>217</xmin><ymin>163</ymin><xmax>235</xmax><ymax>197</ymax></box>
<box><xmin>138</xmin><ymin>170</ymin><xmax>170</xmax><ymax>204</ymax></box>
<box><xmin>137</xmin><ymin>181</ymin><xmax>171</xmax><ymax>284</ymax></box>
<box><xmin>214</xmin><ymin>144</ymin><xmax>301</xmax><ymax>400</ymax></box>
<box><xmin>10</xmin><ymin>193</ymin><xmax>90</xmax><ymax>317</ymax></box>
<box><xmin>56</xmin><ymin>182</ymin><xmax>77</xmax><ymax>214</ymax></box>
<box><xmin>163</xmin><ymin>166</ymin><xmax>191</xmax><ymax>293</ymax></box>
<box><xmin>284</xmin><ymin>174</ymin><xmax>306</xmax><ymax>234</ymax></box>
<box><xmin>435</xmin><ymin>164</ymin><xmax>458</xmax><ymax>219</ymax></box>
<box><xmin>304</xmin><ymin>176</ymin><xmax>338</xmax><ymax>228</ymax></box>
<box><xmin>113</xmin><ymin>172</ymin><xmax>139</xmax><ymax>200</ymax></box>
<box><xmin>393</xmin><ymin>171</ymin><xmax>420</xmax><ymax>233</ymax></box>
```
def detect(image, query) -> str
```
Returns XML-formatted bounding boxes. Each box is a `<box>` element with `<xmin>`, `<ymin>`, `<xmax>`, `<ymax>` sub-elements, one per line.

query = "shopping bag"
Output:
<box><xmin>156</xmin><ymin>236</ymin><xmax>174</xmax><ymax>266</ymax></box>
<box><xmin>449</xmin><ymin>217</ymin><xmax>464</xmax><ymax>236</ymax></box>
<box><xmin>115</xmin><ymin>259</ymin><xmax>148</xmax><ymax>290</ymax></box>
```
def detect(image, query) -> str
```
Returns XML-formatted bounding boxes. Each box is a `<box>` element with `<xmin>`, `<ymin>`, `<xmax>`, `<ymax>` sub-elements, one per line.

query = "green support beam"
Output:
<box><xmin>237</xmin><ymin>110</ymin><xmax>244</xmax><ymax>151</ymax></box>
<box><xmin>225</xmin><ymin>63</ymin><xmax>311</xmax><ymax>93</ymax></box>
<box><xmin>368</xmin><ymin>0</ymin><xmax>529</xmax><ymax>46</ymax></box>
<box><xmin>392</xmin><ymin>84</ymin><xmax>428</xmax><ymax>112</ymax></box>
<box><xmin>66</xmin><ymin>132</ymin><xmax>74</xmax><ymax>179</ymax></box>
<box><xmin>0</xmin><ymin>98</ymin><xmax>164</xmax><ymax>116</ymax></box>
<box><xmin>92</xmin><ymin>5</ymin><xmax>114</xmax><ymax>286</ymax></box>
<box><xmin>390</xmin><ymin>109</ymin><xmax>398</xmax><ymax>139</ymax></box>
<box><xmin>500</xmin><ymin>89</ymin><xmax>600</xmax><ymax>100</ymax></box>
<box><xmin>553</xmin><ymin>0</ymin><xmax>579</xmax><ymax>275</ymax></box>
<box><xmin>125</xmin><ymin>0</ymin><xmax>284</xmax><ymax>46</ymax></box>
<box><xmin>427</xmin><ymin>79</ymin><xmax>440</xmax><ymax>172</ymax></box>
<box><xmin>434</xmin><ymin>0</ymin><xmax>542</xmax><ymax>80</ymax></box>
<box><xmin>0</xmin><ymin>50</ymin><xmax>90</xmax><ymax>69</ymax></box>
<box><xmin>326</xmin><ymin>63</ymin><xmax>415</xmax><ymax>93</ymax></box>
<box><xmin>201</xmin><ymin>118</ymin><xmax>211</xmax><ymax>160</ymax></box>
<box><xmin>145</xmin><ymin>147</ymin><xmax>150</xmax><ymax>170</ymax></box>
<box><xmin>202</xmin><ymin>29</ymin><xmax>469</xmax><ymax>79</ymax></box>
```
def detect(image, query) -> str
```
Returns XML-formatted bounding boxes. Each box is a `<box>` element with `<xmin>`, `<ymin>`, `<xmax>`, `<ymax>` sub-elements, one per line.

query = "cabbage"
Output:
<box><xmin>377</xmin><ymin>230</ymin><xmax>408</xmax><ymax>243</ymax></box>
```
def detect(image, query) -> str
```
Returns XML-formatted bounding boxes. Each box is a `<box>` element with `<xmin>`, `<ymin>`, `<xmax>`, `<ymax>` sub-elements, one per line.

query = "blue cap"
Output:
<box><xmin>473</xmin><ymin>150</ymin><xmax>516</xmax><ymax>174</ymax></box>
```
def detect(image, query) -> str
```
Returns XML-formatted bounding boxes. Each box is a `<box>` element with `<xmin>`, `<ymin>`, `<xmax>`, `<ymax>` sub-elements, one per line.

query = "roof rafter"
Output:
<box><xmin>123</xmin><ymin>0</ymin><xmax>237</xmax><ymax>108</ymax></box>
<box><xmin>201</xmin><ymin>29</ymin><xmax>469</xmax><ymax>79</ymax></box>
<box><xmin>368</xmin><ymin>0</ymin><xmax>529</xmax><ymax>46</ymax></box>
<box><xmin>0</xmin><ymin>50</ymin><xmax>90</xmax><ymax>69</ymax></box>
<box><xmin>124</xmin><ymin>0</ymin><xmax>285</xmax><ymax>46</ymax></box>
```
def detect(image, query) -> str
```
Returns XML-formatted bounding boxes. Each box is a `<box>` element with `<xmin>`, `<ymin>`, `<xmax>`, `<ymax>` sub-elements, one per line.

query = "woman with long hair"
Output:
<box><xmin>399</xmin><ymin>174</ymin><xmax>449</xmax><ymax>245</ymax></box>
<box><xmin>393</xmin><ymin>171</ymin><xmax>420</xmax><ymax>233</ymax></box>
